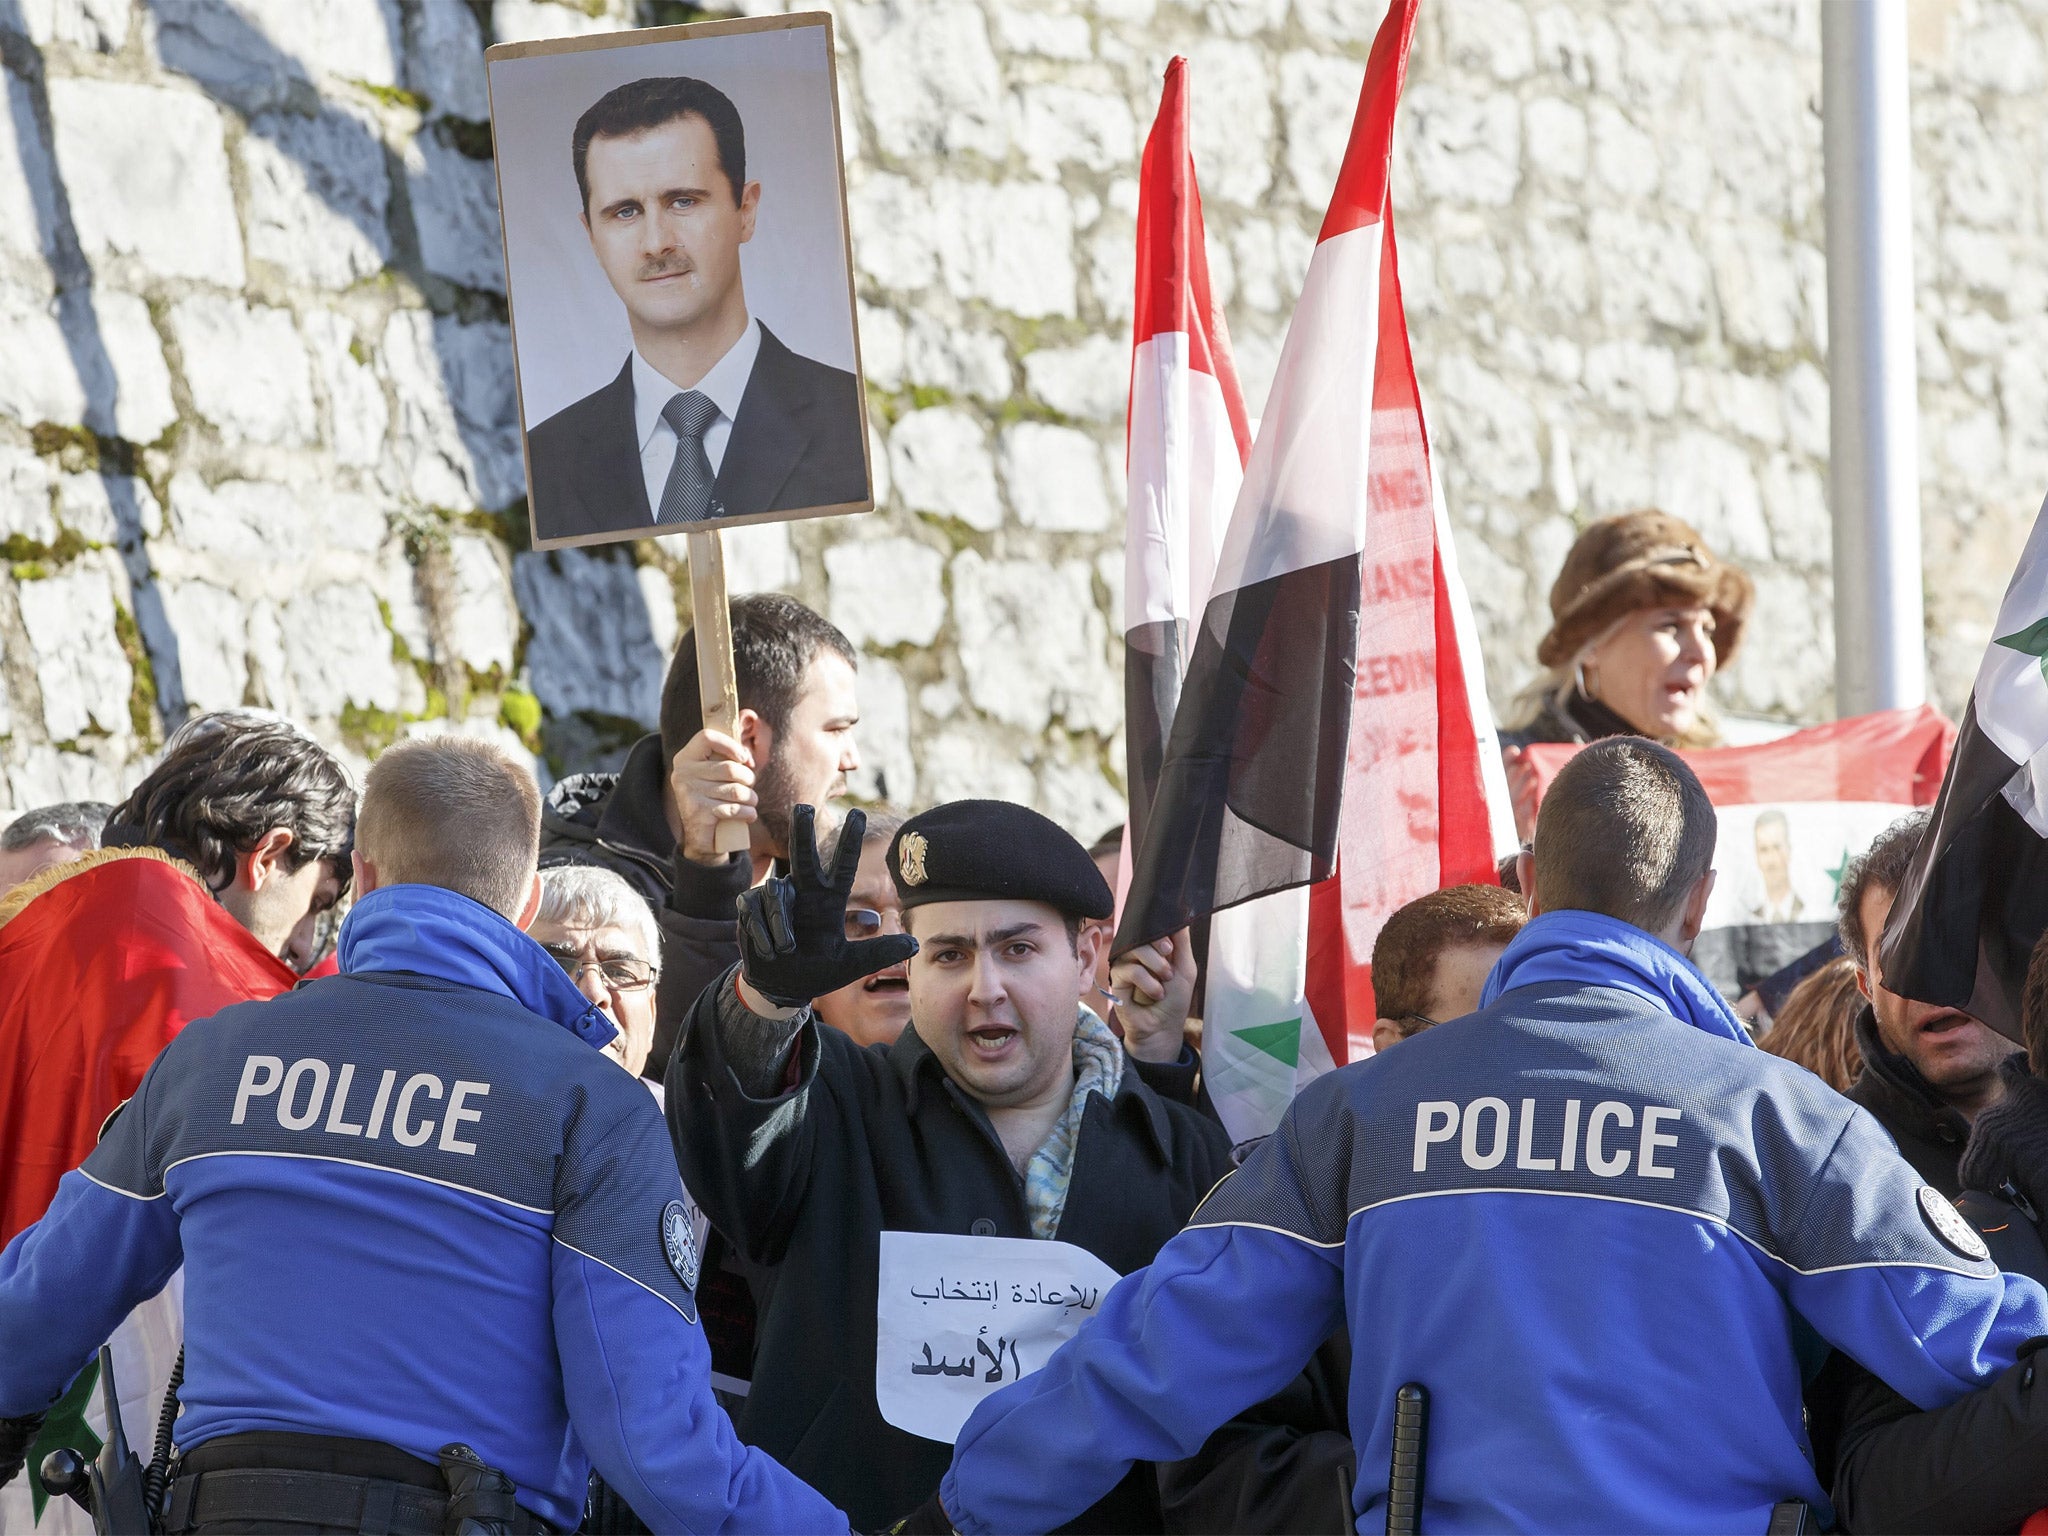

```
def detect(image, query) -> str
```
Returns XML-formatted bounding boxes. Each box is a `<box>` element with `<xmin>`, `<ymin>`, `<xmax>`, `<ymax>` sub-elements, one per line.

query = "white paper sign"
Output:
<box><xmin>875</xmin><ymin>1230</ymin><xmax>1123</xmax><ymax>1444</ymax></box>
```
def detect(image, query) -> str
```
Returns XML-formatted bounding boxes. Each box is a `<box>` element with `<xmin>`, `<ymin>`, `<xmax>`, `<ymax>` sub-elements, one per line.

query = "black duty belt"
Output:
<box><xmin>163</xmin><ymin>1466</ymin><xmax>553</xmax><ymax>1535</ymax></box>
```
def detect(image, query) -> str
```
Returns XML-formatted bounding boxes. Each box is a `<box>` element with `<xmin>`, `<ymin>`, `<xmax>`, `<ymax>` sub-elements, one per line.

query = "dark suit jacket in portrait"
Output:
<box><xmin>525</xmin><ymin>324</ymin><xmax>868</xmax><ymax>543</ymax></box>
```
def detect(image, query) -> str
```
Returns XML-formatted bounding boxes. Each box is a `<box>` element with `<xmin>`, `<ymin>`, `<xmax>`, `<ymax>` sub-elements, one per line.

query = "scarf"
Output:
<box><xmin>1020</xmin><ymin>1008</ymin><xmax>1126</xmax><ymax>1240</ymax></box>
<box><xmin>1481</xmin><ymin>908</ymin><xmax>1751</xmax><ymax>1046</ymax></box>
<box><xmin>338</xmin><ymin>883</ymin><xmax>618</xmax><ymax>1050</ymax></box>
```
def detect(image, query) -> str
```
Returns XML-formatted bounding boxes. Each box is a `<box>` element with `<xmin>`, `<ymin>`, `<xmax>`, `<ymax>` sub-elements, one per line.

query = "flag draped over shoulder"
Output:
<box><xmin>1886</xmin><ymin>494</ymin><xmax>2048</xmax><ymax>1042</ymax></box>
<box><xmin>1512</xmin><ymin>707</ymin><xmax>1952</xmax><ymax>1000</ymax></box>
<box><xmin>1115</xmin><ymin>0</ymin><xmax>1512</xmax><ymax>1129</ymax></box>
<box><xmin>0</xmin><ymin>847</ymin><xmax>296</xmax><ymax>1244</ymax></box>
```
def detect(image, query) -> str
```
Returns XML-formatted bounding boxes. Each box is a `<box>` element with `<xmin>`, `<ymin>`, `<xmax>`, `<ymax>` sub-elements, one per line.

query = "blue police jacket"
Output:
<box><xmin>938</xmin><ymin>912</ymin><xmax>2048</xmax><ymax>1535</ymax></box>
<box><xmin>0</xmin><ymin>884</ymin><xmax>846</xmax><ymax>1535</ymax></box>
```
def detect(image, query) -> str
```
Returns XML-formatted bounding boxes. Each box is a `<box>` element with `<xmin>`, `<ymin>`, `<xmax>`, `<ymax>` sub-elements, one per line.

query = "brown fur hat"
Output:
<box><xmin>1535</xmin><ymin>510</ymin><xmax>1755</xmax><ymax>669</ymax></box>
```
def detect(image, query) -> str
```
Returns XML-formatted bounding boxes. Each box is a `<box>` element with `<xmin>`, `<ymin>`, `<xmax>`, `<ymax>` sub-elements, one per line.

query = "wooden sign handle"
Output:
<box><xmin>686</xmin><ymin>530</ymin><xmax>753</xmax><ymax>857</ymax></box>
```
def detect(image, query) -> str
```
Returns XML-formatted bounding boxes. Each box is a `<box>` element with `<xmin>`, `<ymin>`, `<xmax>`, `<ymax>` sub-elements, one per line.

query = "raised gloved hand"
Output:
<box><xmin>0</xmin><ymin>1411</ymin><xmax>45</xmax><ymax>1491</ymax></box>
<box><xmin>736</xmin><ymin>805</ymin><xmax>918</xmax><ymax>1009</ymax></box>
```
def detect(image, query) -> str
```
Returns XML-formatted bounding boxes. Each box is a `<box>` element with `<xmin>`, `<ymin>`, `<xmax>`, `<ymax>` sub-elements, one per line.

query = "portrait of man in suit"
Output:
<box><xmin>524</xmin><ymin>74</ymin><xmax>869</xmax><ymax>543</ymax></box>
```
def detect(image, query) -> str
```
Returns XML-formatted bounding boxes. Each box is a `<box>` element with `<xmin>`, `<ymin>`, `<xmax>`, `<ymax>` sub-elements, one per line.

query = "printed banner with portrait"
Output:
<box><xmin>1508</xmin><ymin>706</ymin><xmax>1956</xmax><ymax>997</ymax></box>
<box><xmin>486</xmin><ymin>13</ymin><xmax>873</xmax><ymax>549</ymax></box>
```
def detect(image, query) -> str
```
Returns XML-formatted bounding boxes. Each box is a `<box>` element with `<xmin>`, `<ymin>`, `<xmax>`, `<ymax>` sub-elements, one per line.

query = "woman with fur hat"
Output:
<box><xmin>1501</xmin><ymin>509</ymin><xmax>1755</xmax><ymax>751</ymax></box>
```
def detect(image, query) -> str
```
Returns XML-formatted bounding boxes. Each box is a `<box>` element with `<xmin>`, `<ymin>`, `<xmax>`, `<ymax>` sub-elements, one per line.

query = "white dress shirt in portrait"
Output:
<box><xmin>633</xmin><ymin>317</ymin><xmax>761</xmax><ymax>519</ymax></box>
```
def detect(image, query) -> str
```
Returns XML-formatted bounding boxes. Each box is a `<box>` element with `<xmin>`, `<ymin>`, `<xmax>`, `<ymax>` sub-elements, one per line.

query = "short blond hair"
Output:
<box><xmin>357</xmin><ymin>737</ymin><xmax>541</xmax><ymax>919</ymax></box>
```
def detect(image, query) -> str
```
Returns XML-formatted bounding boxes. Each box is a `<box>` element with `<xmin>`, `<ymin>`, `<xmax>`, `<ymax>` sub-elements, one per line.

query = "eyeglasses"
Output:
<box><xmin>542</xmin><ymin>945</ymin><xmax>657</xmax><ymax>994</ymax></box>
<box><xmin>1399</xmin><ymin>1013</ymin><xmax>1441</xmax><ymax>1037</ymax></box>
<box><xmin>845</xmin><ymin>907</ymin><xmax>884</xmax><ymax>942</ymax></box>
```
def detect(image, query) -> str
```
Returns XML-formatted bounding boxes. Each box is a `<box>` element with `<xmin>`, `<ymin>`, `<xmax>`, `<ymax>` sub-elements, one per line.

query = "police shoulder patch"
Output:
<box><xmin>661</xmin><ymin>1199</ymin><xmax>701</xmax><ymax>1291</ymax></box>
<box><xmin>1918</xmin><ymin>1184</ymin><xmax>1991</xmax><ymax>1262</ymax></box>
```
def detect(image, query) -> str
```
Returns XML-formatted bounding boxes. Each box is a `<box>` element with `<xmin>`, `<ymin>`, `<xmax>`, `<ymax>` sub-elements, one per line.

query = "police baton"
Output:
<box><xmin>1386</xmin><ymin>1381</ymin><xmax>1429</xmax><ymax>1536</ymax></box>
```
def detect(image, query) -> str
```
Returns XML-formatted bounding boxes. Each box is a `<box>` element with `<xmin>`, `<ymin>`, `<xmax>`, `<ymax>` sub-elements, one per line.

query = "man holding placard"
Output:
<box><xmin>667</xmin><ymin>800</ymin><xmax>1231</xmax><ymax>1532</ymax></box>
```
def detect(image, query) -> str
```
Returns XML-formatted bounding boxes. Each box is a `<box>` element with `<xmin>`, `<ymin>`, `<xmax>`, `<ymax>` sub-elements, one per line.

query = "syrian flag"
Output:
<box><xmin>1120</xmin><ymin>56</ymin><xmax>1333</xmax><ymax>1141</ymax></box>
<box><xmin>1116</xmin><ymin>0</ymin><xmax>1513</xmax><ymax>1136</ymax></box>
<box><xmin>1885</xmin><ymin>492</ymin><xmax>2048</xmax><ymax>1041</ymax></box>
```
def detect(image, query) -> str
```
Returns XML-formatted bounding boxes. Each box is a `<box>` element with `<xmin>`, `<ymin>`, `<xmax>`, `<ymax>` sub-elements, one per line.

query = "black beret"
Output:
<box><xmin>887</xmin><ymin>800</ymin><xmax>1113</xmax><ymax>920</ymax></box>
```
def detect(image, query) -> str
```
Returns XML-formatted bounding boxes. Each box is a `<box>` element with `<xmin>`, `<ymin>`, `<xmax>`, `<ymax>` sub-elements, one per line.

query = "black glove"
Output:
<box><xmin>0</xmin><ymin>1411</ymin><xmax>45</xmax><ymax>1491</ymax></box>
<box><xmin>886</xmin><ymin>1491</ymin><xmax>954</xmax><ymax>1535</ymax></box>
<box><xmin>736</xmin><ymin>806</ymin><xmax>918</xmax><ymax>1009</ymax></box>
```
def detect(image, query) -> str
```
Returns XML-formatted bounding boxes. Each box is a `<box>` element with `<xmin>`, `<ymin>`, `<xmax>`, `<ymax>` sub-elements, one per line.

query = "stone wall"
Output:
<box><xmin>0</xmin><ymin>0</ymin><xmax>2039</xmax><ymax>826</ymax></box>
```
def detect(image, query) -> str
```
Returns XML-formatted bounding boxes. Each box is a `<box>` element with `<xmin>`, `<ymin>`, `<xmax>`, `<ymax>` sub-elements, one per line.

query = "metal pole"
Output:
<box><xmin>1823</xmin><ymin>0</ymin><xmax>1926</xmax><ymax>714</ymax></box>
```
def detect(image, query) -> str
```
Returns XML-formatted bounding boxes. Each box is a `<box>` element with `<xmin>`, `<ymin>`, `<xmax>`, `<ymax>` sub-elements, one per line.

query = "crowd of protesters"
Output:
<box><xmin>4</xmin><ymin>510</ymin><xmax>2048</xmax><ymax>1534</ymax></box>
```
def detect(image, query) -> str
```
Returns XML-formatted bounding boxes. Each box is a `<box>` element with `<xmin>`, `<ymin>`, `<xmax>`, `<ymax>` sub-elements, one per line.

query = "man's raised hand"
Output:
<box><xmin>1109</xmin><ymin>927</ymin><xmax>1196</xmax><ymax>1064</ymax></box>
<box><xmin>670</xmin><ymin>727</ymin><xmax>758</xmax><ymax>865</ymax></box>
<box><xmin>735</xmin><ymin>805</ymin><xmax>918</xmax><ymax>1011</ymax></box>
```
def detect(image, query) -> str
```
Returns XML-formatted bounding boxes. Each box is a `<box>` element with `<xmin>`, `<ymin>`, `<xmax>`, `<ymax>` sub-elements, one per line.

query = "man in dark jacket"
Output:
<box><xmin>669</xmin><ymin>800</ymin><xmax>1232</xmax><ymax>1533</ymax></box>
<box><xmin>1839</xmin><ymin>812</ymin><xmax>2019</xmax><ymax>1194</ymax></box>
<box><xmin>540</xmin><ymin>592</ymin><xmax>861</xmax><ymax>1081</ymax></box>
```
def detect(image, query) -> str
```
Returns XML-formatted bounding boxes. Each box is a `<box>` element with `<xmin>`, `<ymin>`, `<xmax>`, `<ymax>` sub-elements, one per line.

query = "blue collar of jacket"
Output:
<box><xmin>1481</xmin><ymin>909</ymin><xmax>1751</xmax><ymax>1047</ymax></box>
<box><xmin>338</xmin><ymin>884</ymin><xmax>618</xmax><ymax>1050</ymax></box>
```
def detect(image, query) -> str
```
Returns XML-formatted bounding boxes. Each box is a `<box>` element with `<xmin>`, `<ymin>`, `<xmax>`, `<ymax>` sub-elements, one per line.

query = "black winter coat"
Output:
<box><xmin>1830</xmin><ymin>1056</ymin><xmax>2048</xmax><ymax>1533</ymax></box>
<box><xmin>667</xmin><ymin>972</ymin><xmax>1234</xmax><ymax>1534</ymax></box>
<box><xmin>537</xmin><ymin>732</ymin><xmax>751</xmax><ymax>1079</ymax></box>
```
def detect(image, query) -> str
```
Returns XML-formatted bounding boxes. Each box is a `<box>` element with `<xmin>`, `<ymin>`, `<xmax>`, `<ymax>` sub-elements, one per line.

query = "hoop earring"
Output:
<box><xmin>1574</xmin><ymin>660</ymin><xmax>1592</xmax><ymax>700</ymax></box>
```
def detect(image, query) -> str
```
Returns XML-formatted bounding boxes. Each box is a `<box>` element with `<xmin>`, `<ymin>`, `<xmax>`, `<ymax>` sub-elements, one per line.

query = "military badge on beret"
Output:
<box><xmin>899</xmin><ymin>830</ymin><xmax>930</xmax><ymax>886</ymax></box>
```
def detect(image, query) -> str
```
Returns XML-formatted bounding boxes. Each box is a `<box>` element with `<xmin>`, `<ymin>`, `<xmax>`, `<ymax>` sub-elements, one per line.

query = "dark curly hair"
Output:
<box><xmin>108</xmin><ymin>713</ymin><xmax>356</xmax><ymax>895</ymax></box>
<box><xmin>1837</xmin><ymin>810</ymin><xmax>1930</xmax><ymax>970</ymax></box>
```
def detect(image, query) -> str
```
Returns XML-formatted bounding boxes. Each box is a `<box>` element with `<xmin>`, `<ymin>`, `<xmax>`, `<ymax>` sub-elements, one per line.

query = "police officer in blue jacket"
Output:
<box><xmin>0</xmin><ymin>736</ymin><xmax>846</xmax><ymax>1536</ymax></box>
<box><xmin>911</xmin><ymin>740</ymin><xmax>2048</xmax><ymax>1536</ymax></box>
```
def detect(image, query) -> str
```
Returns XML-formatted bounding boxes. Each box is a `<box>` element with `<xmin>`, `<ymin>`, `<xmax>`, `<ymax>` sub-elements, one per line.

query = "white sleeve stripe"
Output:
<box><xmin>1191</xmin><ymin>1185</ymin><xmax>1993</xmax><ymax>1280</ymax></box>
<box><xmin>554</xmin><ymin>1236</ymin><xmax>698</xmax><ymax>1324</ymax></box>
<box><xmin>76</xmin><ymin>1167</ymin><xmax>166</xmax><ymax>1202</ymax></box>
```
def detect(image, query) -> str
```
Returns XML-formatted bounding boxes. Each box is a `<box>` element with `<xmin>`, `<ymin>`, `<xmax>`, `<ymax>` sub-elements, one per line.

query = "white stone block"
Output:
<box><xmin>951</xmin><ymin>550</ymin><xmax>1117</xmax><ymax>734</ymax></box>
<box><xmin>1279</xmin><ymin>52</ymin><xmax>1366</xmax><ymax>209</ymax></box>
<box><xmin>1685</xmin><ymin>368</ymin><xmax>1784</xmax><ymax>448</ymax></box>
<box><xmin>1037</xmin><ymin>755</ymin><xmax>1123</xmax><ymax>845</ymax></box>
<box><xmin>17</xmin><ymin>0</ymin><xmax>130</xmax><ymax>50</ymax></box>
<box><xmin>1290</xmin><ymin>0</ymin><xmax>1378</xmax><ymax>41</ymax></box>
<box><xmin>382</xmin><ymin>309</ymin><xmax>519</xmax><ymax>509</ymax></box>
<box><xmin>445</xmin><ymin>532</ymin><xmax>517</xmax><ymax>674</ymax></box>
<box><xmin>1708</xmin><ymin>220</ymin><xmax>1802</xmax><ymax>353</ymax></box>
<box><xmin>152</xmin><ymin>0</ymin><xmax>401</xmax><ymax>107</ymax></box>
<box><xmin>1430</xmin><ymin>354</ymin><xmax>1542</xmax><ymax>500</ymax></box>
<box><xmin>849</xmin><ymin>174</ymin><xmax>938</xmax><ymax>293</ymax></box>
<box><xmin>491</xmin><ymin>0</ymin><xmax>627</xmax><ymax>44</ymax></box>
<box><xmin>1205</xmin><ymin>0</ymin><xmax>1288</xmax><ymax>37</ymax></box>
<box><xmin>1531</xmin><ymin>3</ymin><xmax>1620</xmax><ymax>91</ymax></box>
<box><xmin>242</xmin><ymin>106</ymin><xmax>393</xmax><ymax>291</ymax></box>
<box><xmin>46</xmin><ymin>79</ymin><xmax>245</xmax><ymax>286</ymax></box>
<box><xmin>889</xmin><ymin>408</ymin><xmax>1001</xmax><ymax>530</ymax></box>
<box><xmin>1089</xmin><ymin>221</ymin><xmax>1137</xmax><ymax>324</ymax></box>
<box><xmin>636</xmin><ymin>563</ymin><xmax>678</xmax><ymax>660</ymax></box>
<box><xmin>1654</xmin><ymin>429</ymin><xmax>1772</xmax><ymax>563</ymax></box>
<box><xmin>1522</xmin><ymin>96</ymin><xmax>1586</xmax><ymax>182</ymax></box>
<box><xmin>919</xmin><ymin>721</ymin><xmax>1036</xmax><ymax>805</ymax></box>
<box><xmin>845</xmin><ymin>0</ymin><xmax>1008</xmax><ymax>161</ymax></box>
<box><xmin>928</xmin><ymin>179</ymin><xmax>1076</xmax><ymax>320</ymax></box>
<box><xmin>1583</xmin><ymin>340</ymin><xmax>1678</xmax><ymax>418</ymax></box>
<box><xmin>409</xmin><ymin>0</ymin><xmax>491</xmax><ymax>121</ymax></box>
<box><xmin>169</xmin><ymin>473</ymin><xmax>309</xmax><ymax>564</ymax></box>
<box><xmin>993</xmin><ymin>8</ymin><xmax>1093</xmax><ymax>60</ymax></box>
<box><xmin>1405</xmin><ymin>85</ymin><xmax>1521</xmax><ymax>207</ymax></box>
<box><xmin>0</xmin><ymin>447</ymin><xmax>54</xmax><ymax>546</ymax></box>
<box><xmin>433</xmin><ymin>316</ymin><xmax>524</xmax><ymax>508</ymax></box>
<box><xmin>846</xmin><ymin>653</ymin><xmax>915</xmax><ymax>805</ymax></box>
<box><xmin>722</xmin><ymin>520</ymin><xmax>799</xmax><ymax>593</ymax></box>
<box><xmin>17</xmin><ymin>564</ymin><xmax>132</xmax><ymax>740</ymax></box>
<box><xmin>303</xmin><ymin>310</ymin><xmax>390</xmax><ymax>468</ymax></box>
<box><xmin>1001</xmin><ymin>422</ymin><xmax>1115</xmax><ymax>532</ymax></box>
<box><xmin>1759</xmin><ymin>452</ymin><xmax>1828</xmax><ymax>566</ymax></box>
<box><xmin>858</xmin><ymin>302</ymin><xmax>906</xmax><ymax>390</ymax></box>
<box><xmin>282</xmin><ymin>583</ymin><xmax>405</xmax><ymax>719</ymax></box>
<box><xmin>1441</xmin><ymin>0</ymin><xmax>1535</xmax><ymax>80</ymax></box>
<box><xmin>512</xmin><ymin>547</ymin><xmax>665</xmax><ymax>726</ymax></box>
<box><xmin>904</xmin><ymin>313</ymin><xmax>1012</xmax><ymax>402</ymax></box>
<box><xmin>1022</xmin><ymin>335</ymin><xmax>1127</xmax><ymax>422</ymax></box>
<box><xmin>171</xmin><ymin>294</ymin><xmax>320</xmax><ymax>448</ymax></box>
<box><xmin>407</xmin><ymin>133</ymin><xmax>504</xmax><ymax>294</ymax></box>
<box><xmin>6</xmin><ymin>745</ymin><xmax>121</xmax><ymax>809</ymax></box>
<box><xmin>1590</xmin><ymin>209</ymin><xmax>1710</xmax><ymax>337</ymax></box>
<box><xmin>1187</xmin><ymin>38</ymin><xmax>1273</xmax><ymax>206</ymax></box>
<box><xmin>0</xmin><ymin>82</ymin><xmax>55</xmax><ymax>264</ymax></box>
<box><xmin>1587</xmin><ymin>100</ymin><xmax>1658</xmax><ymax>201</ymax></box>
<box><xmin>0</xmin><ymin>285</ymin><xmax>175</xmax><ymax>444</ymax></box>
<box><xmin>826</xmin><ymin>536</ymin><xmax>946</xmax><ymax>647</ymax></box>
<box><xmin>57</xmin><ymin>473</ymin><xmax>163</xmax><ymax>545</ymax></box>
<box><xmin>1954</xmin><ymin>1</ymin><xmax>2046</xmax><ymax>93</ymax></box>
<box><xmin>1016</xmin><ymin>85</ymin><xmax>1137</xmax><ymax>177</ymax></box>
<box><xmin>162</xmin><ymin>578</ymin><xmax>250</xmax><ymax>714</ymax></box>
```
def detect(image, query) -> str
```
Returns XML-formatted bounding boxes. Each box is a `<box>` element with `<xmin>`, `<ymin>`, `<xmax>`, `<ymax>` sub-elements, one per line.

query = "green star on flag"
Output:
<box><xmin>1996</xmin><ymin>615</ymin><xmax>2048</xmax><ymax>683</ymax></box>
<box><xmin>1828</xmin><ymin>848</ymin><xmax>1855</xmax><ymax>902</ymax></box>
<box><xmin>1231</xmin><ymin>1017</ymin><xmax>1302</xmax><ymax>1068</ymax></box>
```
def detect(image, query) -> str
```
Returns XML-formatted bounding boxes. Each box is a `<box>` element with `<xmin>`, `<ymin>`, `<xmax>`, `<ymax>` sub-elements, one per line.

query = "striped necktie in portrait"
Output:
<box><xmin>657</xmin><ymin>390</ymin><xmax>720</xmax><ymax>524</ymax></box>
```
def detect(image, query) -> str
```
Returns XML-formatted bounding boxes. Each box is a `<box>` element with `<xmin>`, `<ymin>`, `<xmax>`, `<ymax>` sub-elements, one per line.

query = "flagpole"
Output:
<box><xmin>1822</xmin><ymin>0</ymin><xmax>1926</xmax><ymax>714</ymax></box>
